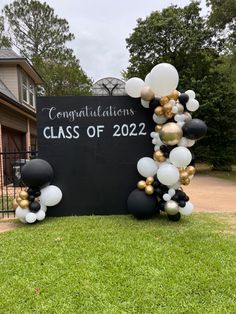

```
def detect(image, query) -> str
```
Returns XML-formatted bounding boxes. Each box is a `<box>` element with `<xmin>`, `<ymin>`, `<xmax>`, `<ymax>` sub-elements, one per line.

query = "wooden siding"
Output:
<box><xmin>0</xmin><ymin>105</ymin><xmax>27</xmax><ymax>132</ymax></box>
<box><xmin>0</xmin><ymin>65</ymin><xmax>19</xmax><ymax>100</ymax></box>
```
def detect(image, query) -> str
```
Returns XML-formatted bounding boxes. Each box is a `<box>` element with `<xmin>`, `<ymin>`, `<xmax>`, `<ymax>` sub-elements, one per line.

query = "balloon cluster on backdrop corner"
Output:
<box><xmin>13</xmin><ymin>159</ymin><xmax>62</xmax><ymax>224</ymax></box>
<box><xmin>125</xmin><ymin>63</ymin><xmax>207</xmax><ymax>222</ymax></box>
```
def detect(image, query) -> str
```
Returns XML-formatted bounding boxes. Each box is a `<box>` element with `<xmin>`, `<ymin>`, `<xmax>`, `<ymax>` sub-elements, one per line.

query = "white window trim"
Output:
<box><xmin>22</xmin><ymin>73</ymin><xmax>36</xmax><ymax>108</ymax></box>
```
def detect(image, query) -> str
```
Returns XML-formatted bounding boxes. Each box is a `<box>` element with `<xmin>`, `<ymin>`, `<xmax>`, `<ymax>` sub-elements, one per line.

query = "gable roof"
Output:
<box><xmin>0</xmin><ymin>48</ymin><xmax>44</xmax><ymax>84</ymax></box>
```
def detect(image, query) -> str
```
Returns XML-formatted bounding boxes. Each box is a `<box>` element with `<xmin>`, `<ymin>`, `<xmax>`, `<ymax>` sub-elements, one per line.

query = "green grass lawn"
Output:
<box><xmin>0</xmin><ymin>213</ymin><xmax>235</xmax><ymax>313</ymax></box>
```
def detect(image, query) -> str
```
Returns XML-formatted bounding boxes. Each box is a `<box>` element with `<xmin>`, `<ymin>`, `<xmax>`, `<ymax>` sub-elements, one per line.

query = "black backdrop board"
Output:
<box><xmin>36</xmin><ymin>96</ymin><xmax>155</xmax><ymax>216</ymax></box>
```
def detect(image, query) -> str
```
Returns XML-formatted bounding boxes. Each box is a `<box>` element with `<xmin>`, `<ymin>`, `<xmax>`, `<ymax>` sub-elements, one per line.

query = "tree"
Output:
<box><xmin>36</xmin><ymin>55</ymin><xmax>92</xmax><ymax>96</ymax></box>
<box><xmin>3</xmin><ymin>0</ymin><xmax>74</xmax><ymax>60</ymax></box>
<box><xmin>0</xmin><ymin>16</ymin><xmax>11</xmax><ymax>48</ymax></box>
<box><xmin>124</xmin><ymin>1</ymin><xmax>236</xmax><ymax>170</ymax></box>
<box><xmin>3</xmin><ymin>0</ymin><xmax>92</xmax><ymax>96</ymax></box>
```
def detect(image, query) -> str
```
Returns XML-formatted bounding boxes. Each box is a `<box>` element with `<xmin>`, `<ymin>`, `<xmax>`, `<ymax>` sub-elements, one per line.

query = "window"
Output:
<box><xmin>22</xmin><ymin>73</ymin><xmax>35</xmax><ymax>107</ymax></box>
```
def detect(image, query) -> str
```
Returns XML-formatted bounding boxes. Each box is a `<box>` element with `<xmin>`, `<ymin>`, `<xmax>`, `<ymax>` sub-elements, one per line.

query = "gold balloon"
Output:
<box><xmin>165</xmin><ymin>111</ymin><xmax>174</xmax><ymax>119</ymax></box>
<box><xmin>177</xmin><ymin>103</ymin><xmax>184</xmax><ymax>114</ymax></box>
<box><xmin>19</xmin><ymin>200</ymin><xmax>29</xmax><ymax>209</ymax></box>
<box><xmin>141</xmin><ymin>86</ymin><xmax>155</xmax><ymax>101</ymax></box>
<box><xmin>184</xmin><ymin>112</ymin><xmax>192</xmax><ymax>121</ymax></box>
<box><xmin>153</xmin><ymin>151</ymin><xmax>166</xmax><ymax>162</ymax></box>
<box><xmin>180</xmin><ymin>171</ymin><xmax>189</xmax><ymax>180</ymax></box>
<box><xmin>187</xmin><ymin>166</ymin><xmax>196</xmax><ymax>176</ymax></box>
<box><xmin>137</xmin><ymin>180</ymin><xmax>146</xmax><ymax>190</ymax></box>
<box><xmin>16</xmin><ymin>197</ymin><xmax>22</xmax><ymax>205</ymax></box>
<box><xmin>12</xmin><ymin>198</ymin><xmax>18</xmax><ymax>210</ymax></box>
<box><xmin>146</xmin><ymin>177</ymin><xmax>154</xmax><ymax>185</ymax></box>
<box><xmin>155</xmin><ymin>125</ymin><xmax>162</xmax><ymax>133</ymax></box>
<box><xmin>164</xmin><ymin>200</ymin><xmax>179</xmax><ymax>215</ymax></box>
<box><xmin>159</xmin><ymin>122</ymin><xmax>183</xmax><ymax>146</ymax></box>
<box><xmin>168</xmin><ymin>90</ymin><xmax>179</xmax><ymax>100</ymax></box>
<box><xmin>19</xmin><ymin>190</ymin><xmax>29</xmax><ymax>200</ymax></box>
<box><xmin>154</xmin><ymin>106</ymin><xmax>163</xmax><ymax>116</ymax></box>
<box><xmin>145</xmin><ymin>185</ymin><xmax>154</xmax><ymax>195</ymax></box>
<box><xmin>181</xmin><ymin>178</ymin><xmax>190</xmax><ymax>186</ymax></box>
<box><xmin>160</xmin><ymin>96</ymin><xmax>169</xmax><ymax>106</ymax></box>
<box><xmin>163</xmin><ymin>103</ymin><xmax>172</xmax><ymax>112</ymax></box>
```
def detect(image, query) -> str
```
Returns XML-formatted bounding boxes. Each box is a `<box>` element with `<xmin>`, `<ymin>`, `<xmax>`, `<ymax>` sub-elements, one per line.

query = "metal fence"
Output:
<box><xmin>0</xmin><ymin>149</ymin><xmax>38</xmax><ymax>218</ymax></box>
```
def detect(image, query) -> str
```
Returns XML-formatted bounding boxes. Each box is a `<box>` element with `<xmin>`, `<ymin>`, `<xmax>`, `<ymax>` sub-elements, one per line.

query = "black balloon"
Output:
<box><xmin>28</xmin><ymin>195</ymin><xmax>35</xmax><ymax>202</ymax></box>
<box><xmin>182</xmin><ymin>119</ymin><xmax>207</xmax><ymax>140</ymax></box>
<box><xmin>29</xmin><ymin>201</ymin><xmax>41</xmax><ymax>212</ymax></box>
<box><xmin>149</xmin><ymin>97</ymin><xmax>161</xmax><ymax>111</ymax></box>
<box><xmin>178</xmin><ymin>93</ymin><xmax>189</xmax><ymax>105</ymax></box>
<box><xmin>127</xmin><ymin>189</ymin><xmax>157</xmax><ymax>219</ymax></box>
<box><xmin>168</xmin><ymin>212</ymin><xmax>181</xmax><ymax>222</ymax></box>
<box><xmin>21</xmin><ymin>159</ymin><xmax>54</xmax><ymax>188</ymax></box>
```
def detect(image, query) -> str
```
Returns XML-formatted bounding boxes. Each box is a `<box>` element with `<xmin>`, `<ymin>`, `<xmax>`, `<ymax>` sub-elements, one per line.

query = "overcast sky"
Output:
<box><xmin>0</xmin><ymin>0</ymin><xmax>208</xmax><ymax>82</ymax></box>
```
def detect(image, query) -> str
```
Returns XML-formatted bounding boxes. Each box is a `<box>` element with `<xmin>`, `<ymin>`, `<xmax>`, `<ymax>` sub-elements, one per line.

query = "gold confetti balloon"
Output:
<box><xmin>146</xmin><ymin>177</ymin><xmax>154</xmax><ymax>185</ymax></box>
<box><xmin>159</xmin><ymin>122</ymin><xmax>183</xmax><ymax>145</ymax></box>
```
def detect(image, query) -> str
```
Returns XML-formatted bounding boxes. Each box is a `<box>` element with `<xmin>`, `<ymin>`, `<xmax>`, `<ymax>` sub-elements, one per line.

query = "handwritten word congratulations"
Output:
<box><xmin>42</xmin><ymin>105</ymin><xmax>135</xmax><ymax>122</ymax></box>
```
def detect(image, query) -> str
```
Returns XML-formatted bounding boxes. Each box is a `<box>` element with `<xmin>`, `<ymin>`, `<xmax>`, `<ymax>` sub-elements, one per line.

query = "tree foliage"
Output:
<box><xmin>3</xmin><ymin>0</ymin><xmax>92</xmax><ymax>96</ymax></box>
<box><xmin>3</xmin><ymin>0</ymin><xmax>74</xmax><ymax>60</ymax></box>
<box><xmin>0</xmin><ymin>16</ymin><xmax>11</xmax><ymax>48</ymax></box>
<box><xmin>124</xmin><ymin>1</ymin><xmax>236</xmax><ymax>170</ymax></box>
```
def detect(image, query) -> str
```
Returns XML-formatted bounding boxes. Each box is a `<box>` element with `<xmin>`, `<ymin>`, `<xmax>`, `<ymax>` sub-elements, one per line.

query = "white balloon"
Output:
<box><xmin>186</xmin><ymin>99</ymin><xmax>199</xmax><ymax>112</ymax></box>
<box><xmin>40</xmin><ymin>185</ymin><xmax>63</xmax><ymax>206</ymax></box>
<box><xmin>169</xmin><ymin>147</ymin><xmax>192</xmax><ymax>167</ymax></box>
<box><xmin>163</xmin><ymin>193</ymin><xmax>171</xmax><ymax>201</ymax></box>
<box><xmin>185</xmin><ymin>90</ymin><xmax>195</xmax><ymax>99</ymax></box>
<box><xmin>15</xmin><ymin>207</ymin><xmax>30</xmax><ymax>219</ymax></box>
<box><xmin>144</xmin><ymin>73</ymin><xmax>151</xmax><ymax>86</ymax></box>
<box><xmin>172</xmin><ymin>106</ymin><xmax>178</xmax><ymax>114</ymax></box>
<box><xmin>168</xmin><ymin>188</ymin><xmax>176</xmax><ymax>197</ymax></box>
<box><xmin>19</xmin><ymin>217</ymin><xmax>27</xmax><ymax>224</ymax></box>
<box><xmin>26</xmin><ymin>212</ymin><xmax>37</xmax><ymax>224</ymax></box>
<box><xmin>157</xmin><ymin>164</ymin><xmax>180</xmax><ymax>186</ymax></box>
<box><xmin>125</xmin><ymin>77</ymin><xmax>145</xmax><ymax>98</ymax></box>
<box><xmin>137</xmin><ymin>157</ymin><xmax>158</xmax><ymax>178</ymax></box>
<box><xmin>179</xmin><ymin>202</ymin><xmax>193</xmax><ymax>215</ymax></box>
<box><xmin>149</xmin><ymin>63</ymin><xmax>179</xmax><ymax>96</ymax></box>
<box><xmin>178</xmin><ymin>137</ymin><xmax>188</xmax><ymax>147</ymax></box>
<box><xmin>150</xmin><ymin>132</ymin><xmax>158</xmax><ymax>138</ymax></box>
<box><xmin>141</xmin><ymin>99</ymin><xmax>149</xmax><ymax>108</ymax></box>
<box><xmin>169</xmin><ymin>182</ymin><xmax>181</xmax><ymax>189</ymax></box>
<box><xmin>153</xmin><ymin>114</ymin><xmax>167</xmax><ymax>124</ymax></box>
<box><xmin>169</xmin><ymin>99</ymin><xmax>176</xmax><ymax>106</ymax></box>
<box><xmin>36</xmin><ymin>210</ymin><xmax>46</xmax><ymax>221</ymax></box>
<box><xmin>40</xmin><ymin>203</ymin><xmax>47</xmax><ymax>212</ymax></box>
<box><xmin>186</xmin><ymin>139</ymin><xmax>195</xmax><ymax>147</ymax></box>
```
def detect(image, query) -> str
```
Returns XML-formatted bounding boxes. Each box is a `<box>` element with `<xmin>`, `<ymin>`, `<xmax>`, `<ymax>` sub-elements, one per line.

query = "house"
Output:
<box><xmin>0</xmin><ymin>48</ymin><xmax>43</xmax><ymax>153</ymax></box>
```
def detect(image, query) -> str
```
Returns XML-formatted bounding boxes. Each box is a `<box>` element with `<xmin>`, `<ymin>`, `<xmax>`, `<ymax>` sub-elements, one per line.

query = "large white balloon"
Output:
<box><xmin>169</xmin><ymin>147</ymin><xmax>192</xmax><ymax>168</ymax></box>
<box><xmin>149</xmin><ymin>63</ymin><xmax>179</xmax><ymax>96</ymax></box>
<box><xmin>125</xmin><ymin>77</ymin><xmax>145</xmax><ymax>98</ymax></box>
<box><xmin>157</xmin><ymin>164</ymin><xmax>180</xmax><ymax>186</ymax></box>
<box><xmin>40</xmin><ymin>185</ymin><xmax>63</xmax><ymax>206</ymax></box>
<box><xmin>179</xmin><ymin>202</ymin><xmax>193</xmax><ymax>215</ymax></box>
<box><xmin>178</xmin><ymin>137</ymin><xmax>195</xmax><ymax>148</ymax></box>
<box><xmin>36</xmin><ymin>210</ymin><xmax>46</xmax><ymax>221</ymax></box>
<box><xmin>15</xmin><ymin>206</ymin><xmax>30</xmax><ymax>219</ymax></box>
<box><xmin>137</xmin><ymin>157</ymin><xmax>158</xmax><ymax>178</ymax></box>
<box><xmin>26</xmin><ymin>212</ymin><xmax>37</xmax><ymax>224</ymax></box>
<box><xmin>144</xmin><ymin>73</ymin><xmax>151</xmax><ymax>86</ymax></box>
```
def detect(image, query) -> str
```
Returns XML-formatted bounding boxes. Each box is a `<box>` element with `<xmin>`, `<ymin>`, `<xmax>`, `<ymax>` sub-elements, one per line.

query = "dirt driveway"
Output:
<box><xmin>184</xmin><ymin>175</ymin><xmax>236</xmax><ymax>212</ymax></box>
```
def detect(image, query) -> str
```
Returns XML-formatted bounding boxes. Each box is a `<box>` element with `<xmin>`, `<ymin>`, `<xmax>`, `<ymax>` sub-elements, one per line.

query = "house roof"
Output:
<box><xmin>0</xmin><ymin>78</ymin><xmax>18</xmax><ymax>102</ymax></box>
<box><xmin>0</xmin><ymin>48</ymin><xmax>44</xmax><ymax>84</ymax></box>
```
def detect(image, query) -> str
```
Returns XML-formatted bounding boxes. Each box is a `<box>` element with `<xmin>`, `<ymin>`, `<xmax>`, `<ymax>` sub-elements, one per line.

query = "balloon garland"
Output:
<box><xmin>126</xmin><ymin>63</ymin><xmax>207</xmax><ymax>221</ymax></box>
<box><xmin>13</xmin><ymin>159</ymin><xmax>62</xmax><ymax>224</ymax></box>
